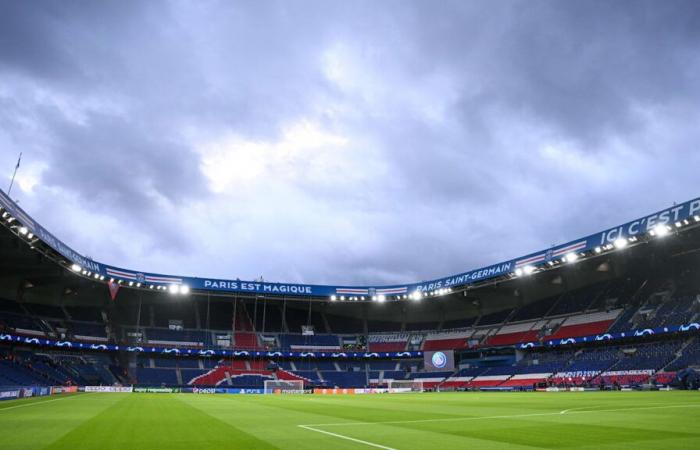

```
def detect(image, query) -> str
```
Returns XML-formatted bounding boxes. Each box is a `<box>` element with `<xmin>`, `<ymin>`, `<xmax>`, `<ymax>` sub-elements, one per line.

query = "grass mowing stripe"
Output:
<box><xmin>46</xmin><ymin>394</ymin><xmax>277</xmax><ymax>450</ymax></box>
<box><xmin>298</xmin><ymin>425</ymin><xmax>398</xmax><ymax>450</ymax></box>
<box><xmin>301</xmin><ymin>402</ymin><xmax>700</xmax><ymax>427</ymax></box>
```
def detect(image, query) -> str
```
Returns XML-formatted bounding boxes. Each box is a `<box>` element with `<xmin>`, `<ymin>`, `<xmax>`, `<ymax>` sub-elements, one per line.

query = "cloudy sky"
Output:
<box><xmin>1</xmin><ymin>0</ymin><xmax>699</xmax><ymax>286</ymax></box>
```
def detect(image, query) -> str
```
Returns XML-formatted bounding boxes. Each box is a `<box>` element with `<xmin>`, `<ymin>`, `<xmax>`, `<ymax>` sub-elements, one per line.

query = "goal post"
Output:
<box><xmin>264</xmin><ymin>380</ymin><xmax>304</xmax><ymax>394</ymax></box>
<box><xmin>387</xmin><ymin>379</ymin><xmax>424</xmax><ymax>392</ymax></box>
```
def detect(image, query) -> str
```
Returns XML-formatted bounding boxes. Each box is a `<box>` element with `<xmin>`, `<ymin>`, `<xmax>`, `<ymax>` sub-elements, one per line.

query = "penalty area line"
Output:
<box><xmin>298</xmin><ymin>424</ymin><xmax>398</xmax><ymax>450</ymax></box>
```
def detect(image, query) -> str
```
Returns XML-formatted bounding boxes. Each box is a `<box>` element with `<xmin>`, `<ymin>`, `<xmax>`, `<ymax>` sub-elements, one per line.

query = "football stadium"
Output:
<box><xmin>1</xmin><ymin>188</ymin><xmax>700</xmax><ymax>449</ymax></box>
<box><xmin>3</xmin><ymin>2</ymin><xmax>700</xmax><ymax>449</ymax></box>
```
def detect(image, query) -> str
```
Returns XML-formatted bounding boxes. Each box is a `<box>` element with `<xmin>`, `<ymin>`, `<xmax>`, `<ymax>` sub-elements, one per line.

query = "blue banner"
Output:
<box><xmin>0</xmin><ymin>333</ymin><xmax>422</xmax><ymax>359</ymax></box>
<box><xmin>518</xmin><ymin>322</ymin><xmax>700</xmax><ymax>350</ymax></box>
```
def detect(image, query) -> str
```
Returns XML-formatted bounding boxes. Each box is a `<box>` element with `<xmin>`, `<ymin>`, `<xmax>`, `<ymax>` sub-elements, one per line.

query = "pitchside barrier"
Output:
<box><xmin>82</xmin><ymin>386</ymin><xmax>133</xmax><ymax>393</ymax></box>
<box><xmin>0</xmin><ymin>386</ymin><xmax>74</xmax><ymax>401</ymax></box>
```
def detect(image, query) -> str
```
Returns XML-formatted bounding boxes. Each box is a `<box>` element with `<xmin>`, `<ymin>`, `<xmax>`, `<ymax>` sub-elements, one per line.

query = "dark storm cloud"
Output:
<box><xmin>1</xmin><ymin>0</ymin><xmax>699</xmax><ymax>285</ymax></box>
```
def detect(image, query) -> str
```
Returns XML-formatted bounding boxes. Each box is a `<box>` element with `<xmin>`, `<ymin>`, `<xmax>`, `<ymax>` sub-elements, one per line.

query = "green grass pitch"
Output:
<box><xmin>0</xmin><ymin>391</ymin><xmax>699</xmax><ymax>449</ymax></box>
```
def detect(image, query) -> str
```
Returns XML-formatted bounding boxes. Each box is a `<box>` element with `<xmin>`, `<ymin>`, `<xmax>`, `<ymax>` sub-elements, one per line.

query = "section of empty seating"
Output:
<box><xmin>510</xmin><ymin>296</ymin><xmax>558</xmax><ymax>322</ymax></box>
<box><xmin>407</xmin><ymin>371</ymin><xmax>454</xmax><ymax>389</ymax></box>
<box><xmin>441</xmin><ymin>316</ymin><xmax>477</xmax><ymax>330</ymax></box>
<box><xmin>145</xmin><ymin>328</ymin><xmax>208</xmax><ymax>346</ymax></box>
<box><xmin>544</xmin><ymin>309</ymin><xmax>621</xmax><ymax>341</ymax></box>
<box><xmin>234</xmin><ymin>332</ymin><xmax>261</xmax><ymax>350</ymax></box>
<box><xmin>477</xmin><ymin>309</ymin><xmax>514</xmax><ymax>326</ymax></box>
<box><xmin>252</xmin><ymin>303</ymin><xmax>284</xmax><ymax>332</ymax></box>
<box><xmin>405</xmin><ymin>321</ymin><xmax>439</xmax><ymax>331</ymax></box>
<box><xmin>367</xmin><ymin>334</ymin><xmax>408</xmax><ymax>352</ymax></box>
<box><xmin>279</xmin><ymin>334</ymin><xmax>340</xmax><ymax>350</ymax></box>
<box><xmin>69</xmin><ymin>322</ymin><xmax>108</xmax><ymax>341</ymax></box>
<box><xmin>441</xmin><ymin>368</ymin><xmax>488</xmax><ymax>388</ymax></box>
<box><xmin>484</xmin><ymin>322</ymin><xmax>540</xmax><ymax>347</ymax></box>
<box><xmin>0</xmin><ymin>350</ymin><xmax>120</xmax><ymax>386</ymax></box>
<box><xmin>325</xmin><ymin>314</ymin><xmax>364</xmax><ymax>334</ymax></box>
<box><xmin>667</xmin><ymin>337</ymin><xmax>700</xmax><ymax>371</ymax></box>
<box><xmin>367</xmin><ymin>320</ymin><xmax>402</xmax><ymax>333</ymax></box>
<box><xmin>423</xmin><ymin>330</ymin><xmax>471</xmax><ymax>350</ymax></box>
<box><xmin>546</xmin><ymin>282</ymin><xmax>607</xmax><ymax>316</ymax></box>
<box><xmin>0</xmin><ymin>359</ymin><xmax>54</xmax><ymax>385</ymax></box>
<box><xmin>321</xmin><ymin>371</ymin><xmax>367</xmax><ymax>388</ymax></box>
<box><xmin>284</xmin><ymin>307</ymin><xmax>326</xmax><ymax>334</ymax></box>
<box><xmin>65</xmin><ymin>305</ymin><xmax>103</xmax><ymax>322</ymax></box>
<box><xmin>136</xmin><ymin>367</ymin><xmax>178</xmax><ymax>385</ymax></box>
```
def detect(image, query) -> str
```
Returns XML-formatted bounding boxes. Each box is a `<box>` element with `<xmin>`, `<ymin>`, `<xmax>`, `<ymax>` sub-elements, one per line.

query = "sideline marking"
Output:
<box><xmin>300</xmin><ymin>403</ymin><xmax>700</xmax><ymax>428</ymax></box>
<box><xmin>298</xmin><ymin>425</ymin><xmax>397</xmax><ymax>450</ymax></box>
<box><xmin>0</xmin><ymin>394</ymin><xmax>86</xmax><ymax>412</ymax></box>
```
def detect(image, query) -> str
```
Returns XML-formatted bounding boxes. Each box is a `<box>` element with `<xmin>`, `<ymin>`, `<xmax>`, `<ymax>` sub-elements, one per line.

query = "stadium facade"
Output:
<box><xmin>1</xmin><ymin>188</ymin><xmax>699</xmax><ymax>392</ymax></box>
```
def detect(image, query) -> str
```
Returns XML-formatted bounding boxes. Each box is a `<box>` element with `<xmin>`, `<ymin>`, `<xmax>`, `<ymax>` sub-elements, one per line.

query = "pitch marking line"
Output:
<box><xmin>300</xmin><ymin>403</ymin><xmax>700</xmax><ymax>428</ymax></box>
<box><xmin>298</xmin><ymin>425</ymin><xmax>397</xmax><ymax>450</ymax></box>
<box><xmin>0</xmin><ymin>394</ymin><xmax>87</xmax><ymax>412</ymax></box>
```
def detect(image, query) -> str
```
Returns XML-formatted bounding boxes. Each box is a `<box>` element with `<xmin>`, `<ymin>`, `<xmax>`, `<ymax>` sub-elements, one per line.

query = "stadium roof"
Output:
<box><xmin>1</xmin><ymin>188</ymin><xmax>699</xmax><ymax>301</ymax></box>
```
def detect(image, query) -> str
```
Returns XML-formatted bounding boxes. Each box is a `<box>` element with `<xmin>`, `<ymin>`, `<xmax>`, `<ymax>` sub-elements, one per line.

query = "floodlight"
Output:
<box><xmin>18</xmin><ymin>226</ymin><xmax>28</xmax><ymax>235</ymax></box>
<box><xmin>169</xmin><ymin>284</ymin><xmax>179</xmax><ymax>294</ymax></box>
<box><xmin>340</xmin><ymin>296</ymin><xmax>345</xmax><ymax>301</ymax></box>
<box><xmin>129</xmin><ymin>281</ymin><xmax>134</xmax><ymax>286</ymax></box>
<box><xmin>410</xmin><ymin>291</ymin><xmax>423</xmax><ymax>301</ymax></box>
<box><xmin>378</xmin><ymin>294</ymin><xmax>386</xmax><ymax>302</ymax></box>
<box><xmin>71</xmin><ymin>264</ymin><xmax>81</xmax><ymax>272</ymax></box>
<box><xmin>564</xmin><ymin>252</ymin><xmax>578</xmax><ymax>263</ymax></box>
<box><xmin>651</xmin><ymin>223</ymin><xmax>669</xmax><ymax>237</ymax></box>
<box><xmin>180</xmin><ymin>285</ymin><xmax>190</xmax><ymax>294</ymax></box>
<box><xmin>330</xmin><ymin>295</ymin><xmax>337</xmax><ymax>301</ymax></box>
<box><xmin>613</xmin><ymin>237</ymin><xmax>628</xmax><ymax>249</ymax></box>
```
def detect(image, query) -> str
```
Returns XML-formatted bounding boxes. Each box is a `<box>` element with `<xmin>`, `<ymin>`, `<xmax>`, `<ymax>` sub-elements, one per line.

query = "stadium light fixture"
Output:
<box><xmin>564</xmin><ymin>252</ymin><xmax>578</xmax><ymax>263</ymax></box>
<box><xmin>378</xmin><ymin>294</ymin><xmax>386</xmax><ymax>302</ymax></box>
<box><xmin>330</xmin><ymin>295</ymin><xmax>337</xmax><ymax>301</ymax></box>
<box><xmin>694</xmin><ymin>215</ymin><xmax>700</xmax><ymax>222</ymax></box>
<box><xmin>18</xmin><ymin>226</ymin><xmax>28</xmax><ymax>235</ymax></box>
<box><xmin>594</xmin><ymin>246</ymin><xmax>602</xmax><ymax>254</ymax></box>
<box><xmin>340</xmin><ymin>296</ymin><xmax>345</xmax><ymax>301</ymax></box>
<box><xmin>613</xmin><ymin>237</ymin><xmax>628</xmax><ymax>249</ymax></box>
<box><xmin>410</xmin><ymin>291</ymin><xmax>423</xmax><ymax>301</ymax></box>
<box><xmin>180</xmin><ymin>285</ymin><xmax>190</xmax><ymax>295</ymax></box>
<box><xmin>129</xmin><ymin>281</ymin><xmax>134</xmax><ymax>287</ymax></box>
<box><xmin>168</xmin><ymin>284</ymin><xmax>179</xmax><ymax>294</ymax></box>
<box><xmin>71</xmin><ymin>264</ymin><xmax>81</xmax><ymax>272</ymax></box>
